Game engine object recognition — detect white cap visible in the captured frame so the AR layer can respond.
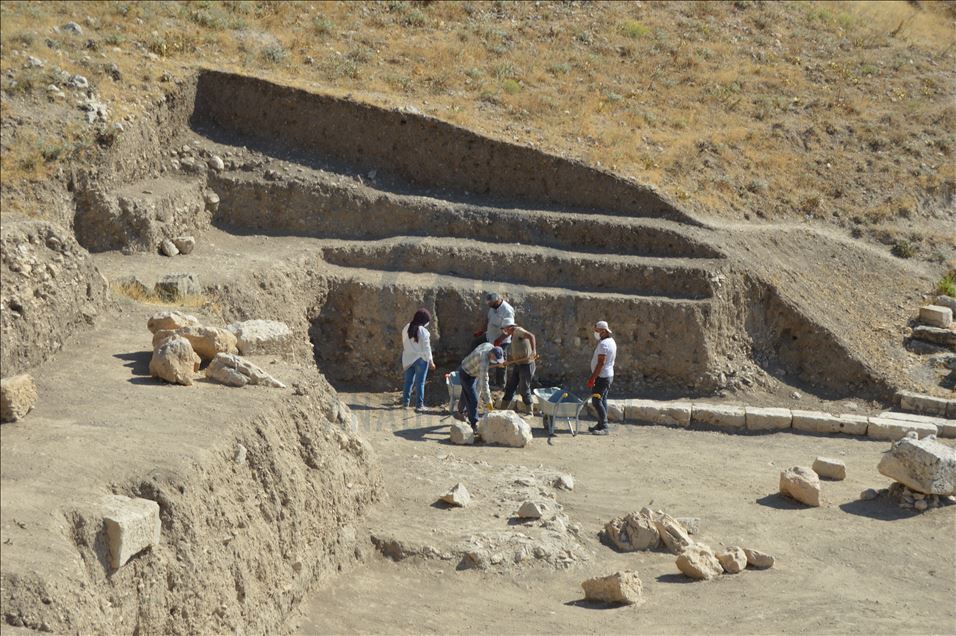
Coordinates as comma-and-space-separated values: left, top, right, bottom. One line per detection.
500, 317, 516, 328
594, 320, 612, 334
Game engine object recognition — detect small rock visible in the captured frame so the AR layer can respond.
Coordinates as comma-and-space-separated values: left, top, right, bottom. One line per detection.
0, 374, 38, 423
449, 421, 475, 445
63, 21, 83, 34
25, 55, 44, 68
234, 444, 247, 464
554, 474, 574, 491
790, 391, 801, 400
516, 501, 544, 519
208, 155, 225, 172
204, 190, 220, 212
68, 74, 88, 89
716, 547, 747, 574
860, 488, 879, 501
914, 499, 928, 512
159, 238, 179, 257
603, 511, 660, 552
743, 548, 775, 569
440, 482, 470, 508
675, 516, 700, 535
581, 571, 644, 606
779, 466, 822, 507
676, 544, 723, 580
171, 236, 195, 255
205, 353, 286, 388
812, 457, 847, 481
653, 512, 693, 554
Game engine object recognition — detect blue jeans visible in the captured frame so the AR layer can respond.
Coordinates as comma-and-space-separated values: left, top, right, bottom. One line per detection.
459, 367, 479, 426
402, 358, 429, 407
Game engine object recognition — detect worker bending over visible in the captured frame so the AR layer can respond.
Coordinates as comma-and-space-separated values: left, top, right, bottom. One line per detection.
587, 320, 617, 436
457, 342, 506, 433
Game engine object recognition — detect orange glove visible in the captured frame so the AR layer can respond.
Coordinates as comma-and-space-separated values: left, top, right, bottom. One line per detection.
587, 377, 595, 389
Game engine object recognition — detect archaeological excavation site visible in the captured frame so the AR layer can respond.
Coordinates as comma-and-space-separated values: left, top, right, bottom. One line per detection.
2, 65, 954, 635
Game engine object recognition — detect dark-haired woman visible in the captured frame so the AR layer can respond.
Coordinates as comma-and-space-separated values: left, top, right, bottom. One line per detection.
401, 308, 435, 411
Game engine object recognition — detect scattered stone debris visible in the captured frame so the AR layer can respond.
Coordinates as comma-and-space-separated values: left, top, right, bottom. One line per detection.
0, 374, 38, 423
516, 501, 544, 519
226, 319, 293, 356
440, 482, 471, 508
743, 548, 775, 569
779, 466, 822, 506
100, 494, 160, 570
885, 483, 952, 511
449, 421, 475, 445
477, 411, 532, 447
171, 236, 196, 255
676, 544, 723, 580
812, 457, 846, 481
205, 353, 286, 388
716, 547, 747, 574
149, 336, 200, 385
603, 511, 661, 552
581, 571, 644, 605
877, 432, 955, 496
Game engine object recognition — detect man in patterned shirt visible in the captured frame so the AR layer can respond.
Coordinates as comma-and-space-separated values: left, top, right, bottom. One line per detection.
456, 342, 505, 432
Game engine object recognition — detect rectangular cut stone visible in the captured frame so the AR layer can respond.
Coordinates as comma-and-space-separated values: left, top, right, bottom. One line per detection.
102, 495, 161, 570
867, 418, 937, 442
791, 410, 845, 435
625, 400, 691, 427
898, 391, 948, 417
947, 400, 956, 420
745, 407, 792, 431
691, 404, 746, 430
585, 399, 625, 422
918, 305, 953, 328
835, 414, 870, 436
878, 435, 956, 495
879, 411, 956, 439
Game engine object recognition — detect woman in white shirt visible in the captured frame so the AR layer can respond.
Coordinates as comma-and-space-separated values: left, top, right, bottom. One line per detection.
401, 308, 435, 411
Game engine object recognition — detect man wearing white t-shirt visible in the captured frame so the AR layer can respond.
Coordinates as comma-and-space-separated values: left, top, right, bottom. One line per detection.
587, 320, 617, 436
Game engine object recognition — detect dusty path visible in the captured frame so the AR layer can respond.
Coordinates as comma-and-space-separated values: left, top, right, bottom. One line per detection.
293, 392, 956, 635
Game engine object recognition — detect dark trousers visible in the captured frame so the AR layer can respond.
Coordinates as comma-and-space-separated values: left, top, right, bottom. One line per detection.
458, 368, 479, 426
592, 376, 612, 427
502, 362, 535, 405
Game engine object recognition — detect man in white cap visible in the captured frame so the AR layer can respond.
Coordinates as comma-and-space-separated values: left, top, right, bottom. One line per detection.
456, 342, 506, 433
483, 292, 515, 387
587, 320, 617, 435
499, 318, 537, 415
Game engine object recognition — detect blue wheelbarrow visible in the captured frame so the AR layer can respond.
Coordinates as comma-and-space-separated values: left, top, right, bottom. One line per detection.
533, 387, 584, 436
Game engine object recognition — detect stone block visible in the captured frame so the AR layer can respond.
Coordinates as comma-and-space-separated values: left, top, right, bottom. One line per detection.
102, 495, 161, 570
691, 404, 746, 430
791, 410, 848, 435
1, 374, 38, 423
226, 319, 293, 356
153, 272, 201, 301
745, 407, 792, 431
899, 391, 949, 417
911, 326, 956, 348
867, 417, 937, 442
835, 414, 870, 436
449, 421, 474, 445
626, 400, 691, 427
918, 305, 953, 328
779, 466, 821, 506
478, 411, 532, 447
676, 544, 723, 580
877, 434, 955, 495
812, 457, 846, 480
581, 571, 644, 605
936, 295, 956, 314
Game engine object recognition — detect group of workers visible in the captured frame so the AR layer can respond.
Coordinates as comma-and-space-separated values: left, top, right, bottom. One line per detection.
400, 293, 617, 437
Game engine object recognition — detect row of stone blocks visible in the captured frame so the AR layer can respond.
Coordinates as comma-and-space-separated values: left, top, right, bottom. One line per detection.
592, 400, 956, 441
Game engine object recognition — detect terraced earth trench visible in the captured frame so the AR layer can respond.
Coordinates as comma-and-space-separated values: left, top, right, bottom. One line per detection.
1, 69, 942, 634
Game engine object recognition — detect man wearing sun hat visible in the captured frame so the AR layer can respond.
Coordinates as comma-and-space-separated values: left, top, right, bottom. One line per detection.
457, 341, 506, 433
587, 320, 617, 436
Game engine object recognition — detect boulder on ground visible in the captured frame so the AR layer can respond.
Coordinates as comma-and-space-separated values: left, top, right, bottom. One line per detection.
553, 473, 575, 491
603, 511, 660, 552
779, 466, 822, 506
877, 433, 956, 496
149, 336, 200, 385
716, 547, 747, 574
743, 548, 775, 569
175, 325, 238, 361
171, 236, 196, 255
516, 501, 544, 519
205, 353, 286, 388
449, 421, 475, 445
676, 544, 723, 580
440, 482, 471, 507
1, 374, 38, 423
153, 272, 201, 300
159, 238, 179, 257
101, 494, 161, 570
653, 512, 693, 554
226, 319, 293, 355
918, 305, 953, 328
812, 457, 847, 481
581, 571, 644, 605
478, 411, 532, 447
147, 310, 200, 334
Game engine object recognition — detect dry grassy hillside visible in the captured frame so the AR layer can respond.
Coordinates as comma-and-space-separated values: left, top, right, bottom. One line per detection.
1, 0, 954, 266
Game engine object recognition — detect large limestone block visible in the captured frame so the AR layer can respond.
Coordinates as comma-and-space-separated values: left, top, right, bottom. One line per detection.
898, 391, 949, 417
779, 466, 822, 506
626, 400, 691, 427
651, 512, 693, 554
101, 494, 161, 570
716, 547, 747, 574
918, 305, 953, 328
205, 353, 286, 388
603, 512, 661, 552
792, 410, 860, 436
581, 571, 644, 605
877, 434, 956, 495
175, 325, 238, 361
691, 404, 746, 430
878, 412, 955, 439
746, 407, 792, 431
835, 414, 870, 436
911, 325, 956, 348
812, 457, 846, 480
153, 272, 201, 301
867, 418, 937, 442
226, 319, 293, 355
478, 411, 532, 447
1, 374, 38, 423
676, 544, 723, 580
147, 310, 200, 334
449, 421, 475, 445
149, 336, 200, 385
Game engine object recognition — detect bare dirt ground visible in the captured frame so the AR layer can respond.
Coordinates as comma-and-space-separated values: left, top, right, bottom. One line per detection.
293, 391, 956, 636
